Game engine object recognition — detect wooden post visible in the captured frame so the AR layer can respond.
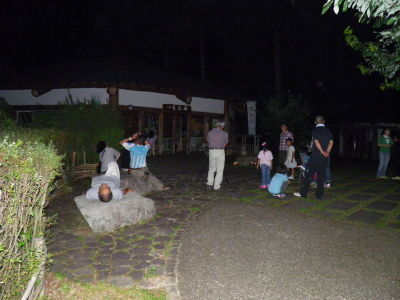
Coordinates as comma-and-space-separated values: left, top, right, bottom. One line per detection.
158, 112, 164, 155
83, 151, 86, 165
72, 152, 77, 167
186, 112, 191, 155
203, 116, 209, 150
179, 116, 183, 152
224, 100, 231, 141
172, 113, 177, 154
107, 87, 119, 106
138, 111, 145, 133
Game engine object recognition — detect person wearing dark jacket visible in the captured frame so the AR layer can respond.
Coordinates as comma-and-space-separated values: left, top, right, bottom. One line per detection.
392, 135, 400, 180
294, 115, 334, 199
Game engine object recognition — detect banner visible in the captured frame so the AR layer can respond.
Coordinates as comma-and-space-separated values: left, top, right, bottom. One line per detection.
247, 101, 256, 135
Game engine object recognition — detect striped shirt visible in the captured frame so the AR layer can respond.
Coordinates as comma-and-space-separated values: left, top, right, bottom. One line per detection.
122, 143, 150, 168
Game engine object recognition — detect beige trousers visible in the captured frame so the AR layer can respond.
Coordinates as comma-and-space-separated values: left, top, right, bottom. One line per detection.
207, 149, 225, 190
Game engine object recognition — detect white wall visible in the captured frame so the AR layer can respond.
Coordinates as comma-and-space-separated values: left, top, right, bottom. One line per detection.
0, 88, 224, 114
0, 88, 108, 106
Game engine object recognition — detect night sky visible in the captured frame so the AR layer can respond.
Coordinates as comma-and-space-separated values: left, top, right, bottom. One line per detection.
0, 0, 398, 122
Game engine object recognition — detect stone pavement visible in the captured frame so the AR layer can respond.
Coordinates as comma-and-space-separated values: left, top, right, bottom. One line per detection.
177, 199, 400, 299
238, 159, 400, 230
46, 154, 258, 292
46, 155, 400, 298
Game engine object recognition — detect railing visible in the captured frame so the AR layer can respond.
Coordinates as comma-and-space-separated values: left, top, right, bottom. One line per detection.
230, 135, 261, 155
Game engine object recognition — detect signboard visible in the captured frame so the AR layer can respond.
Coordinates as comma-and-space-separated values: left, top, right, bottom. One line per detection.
163, 104, 191, 112
247, 101, 256, 135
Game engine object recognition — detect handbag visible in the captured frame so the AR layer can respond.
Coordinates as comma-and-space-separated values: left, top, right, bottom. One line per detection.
97, 149, 106, 174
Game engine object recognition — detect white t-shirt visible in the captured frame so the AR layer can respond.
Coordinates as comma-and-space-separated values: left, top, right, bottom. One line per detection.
258, 150, 273, 166
285, 145, 297, 168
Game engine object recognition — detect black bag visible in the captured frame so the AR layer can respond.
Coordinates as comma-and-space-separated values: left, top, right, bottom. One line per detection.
97, 149, 106, 174
96, 163, 102, 174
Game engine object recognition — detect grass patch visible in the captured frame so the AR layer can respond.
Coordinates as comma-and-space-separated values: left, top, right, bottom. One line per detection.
41, 272, 166, 300
189, 206, 201, 212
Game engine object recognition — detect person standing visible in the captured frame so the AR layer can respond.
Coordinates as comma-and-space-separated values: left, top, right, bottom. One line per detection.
256, 142, 273, 189
294, 116, 333, 200
96, 141, 121, 174
392, 135, 400, 180
284, 138, 297, 180
377, 129, 394, 179
279, 124, 294, 164
120, 131, 141, 171
206, 121, 229, 190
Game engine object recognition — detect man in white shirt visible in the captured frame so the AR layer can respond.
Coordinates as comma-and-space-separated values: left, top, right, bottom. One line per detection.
86, 162, 133, 202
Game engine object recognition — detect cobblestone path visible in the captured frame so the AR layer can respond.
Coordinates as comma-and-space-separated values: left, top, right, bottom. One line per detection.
46, 155, 259, 291
46, 155, 399, 298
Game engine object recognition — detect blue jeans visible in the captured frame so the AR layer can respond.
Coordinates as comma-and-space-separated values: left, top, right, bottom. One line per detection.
261, 164, 271, 186
377, 152, 391, 177
325, 158, 331, 183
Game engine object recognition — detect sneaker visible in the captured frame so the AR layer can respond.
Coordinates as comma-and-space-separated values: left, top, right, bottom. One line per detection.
288, 175, 294, 180
392, 176, 400, 180
276, 193, 286, 198
293, 192, 301, 197
259, 185, 267, 189
324, 183, 331, 188
310, 182, 317, 188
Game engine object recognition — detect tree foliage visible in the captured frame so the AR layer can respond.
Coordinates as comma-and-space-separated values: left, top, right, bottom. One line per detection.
323, 0, 400, 90
258, 95, 313, 154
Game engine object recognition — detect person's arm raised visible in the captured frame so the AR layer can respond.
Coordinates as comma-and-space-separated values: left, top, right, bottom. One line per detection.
120, 137, 132, 145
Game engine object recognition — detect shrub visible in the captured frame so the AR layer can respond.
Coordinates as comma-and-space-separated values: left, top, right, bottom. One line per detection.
0, 129, 63, 299
32, 97, 125, 163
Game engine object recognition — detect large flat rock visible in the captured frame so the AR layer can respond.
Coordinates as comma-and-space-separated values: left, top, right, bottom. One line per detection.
120, 173, 164, 195
74, 192, 155, 233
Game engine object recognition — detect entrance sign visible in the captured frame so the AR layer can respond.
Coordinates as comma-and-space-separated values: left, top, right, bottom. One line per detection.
247, 101, 256, 135
163, 104, 191, 112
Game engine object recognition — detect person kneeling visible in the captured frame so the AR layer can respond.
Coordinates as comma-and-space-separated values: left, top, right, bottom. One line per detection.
268, 164, 289, 198
86, 161, 133, 202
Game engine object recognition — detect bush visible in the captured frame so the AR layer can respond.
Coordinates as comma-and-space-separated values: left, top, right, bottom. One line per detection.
0, 129, 63, 299
32, 97, 125, 164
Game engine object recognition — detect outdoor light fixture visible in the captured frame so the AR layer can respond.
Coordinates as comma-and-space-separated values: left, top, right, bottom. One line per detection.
128, 105, 134, 111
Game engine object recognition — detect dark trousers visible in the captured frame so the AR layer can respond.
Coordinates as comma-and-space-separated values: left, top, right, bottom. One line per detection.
278, 150, 287, 165
395, 158, 400, 177
300, 157, 328, 198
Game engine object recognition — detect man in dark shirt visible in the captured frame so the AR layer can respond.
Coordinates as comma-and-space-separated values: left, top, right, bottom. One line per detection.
294, 115, 334, 199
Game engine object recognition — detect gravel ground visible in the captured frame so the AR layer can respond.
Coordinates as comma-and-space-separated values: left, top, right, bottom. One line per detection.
177, 199, 400, 300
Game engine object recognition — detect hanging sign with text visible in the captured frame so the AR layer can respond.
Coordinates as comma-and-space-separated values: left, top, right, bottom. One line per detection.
247, 101, 256, 135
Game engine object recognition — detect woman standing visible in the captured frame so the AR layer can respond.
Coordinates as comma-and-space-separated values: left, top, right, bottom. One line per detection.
377, 129, 394, 179
96, 141, 121, 174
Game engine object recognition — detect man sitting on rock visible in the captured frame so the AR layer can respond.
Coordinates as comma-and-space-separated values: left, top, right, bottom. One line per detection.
86, 161, 133, 202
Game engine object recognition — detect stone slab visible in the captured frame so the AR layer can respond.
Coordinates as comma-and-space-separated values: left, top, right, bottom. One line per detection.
383, 194, 400, 202
346, 194, 375, 202
74, 192, 155, 233
326, 201, 357, 211
367, 201, 397, 211
363, 187, 386, 194
283, 200, 315, 210
120, 173, 164, 195
346, 210, 385, 224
